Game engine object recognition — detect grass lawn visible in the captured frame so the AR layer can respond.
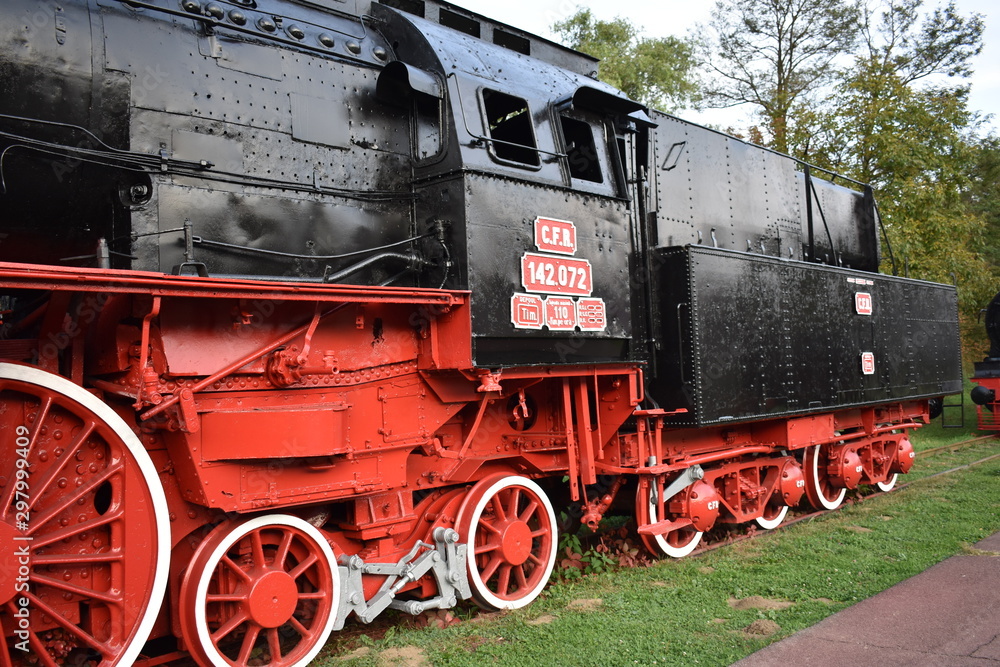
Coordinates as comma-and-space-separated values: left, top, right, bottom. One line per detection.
315, 412, 1000, 667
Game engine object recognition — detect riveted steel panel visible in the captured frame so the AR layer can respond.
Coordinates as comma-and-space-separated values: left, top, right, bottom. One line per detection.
650, 246, 961, 425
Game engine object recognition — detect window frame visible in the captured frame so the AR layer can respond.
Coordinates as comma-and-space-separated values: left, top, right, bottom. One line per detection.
478, 88, 543, 171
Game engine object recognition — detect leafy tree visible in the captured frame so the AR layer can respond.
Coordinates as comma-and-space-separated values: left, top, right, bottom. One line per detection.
698, 0, 861, 153
966, 136, 1000, 272
807, 0, 991, 313
552, 9, 698, 112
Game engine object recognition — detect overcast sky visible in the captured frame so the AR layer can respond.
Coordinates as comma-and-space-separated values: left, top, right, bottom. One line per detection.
455, 0, 999, 133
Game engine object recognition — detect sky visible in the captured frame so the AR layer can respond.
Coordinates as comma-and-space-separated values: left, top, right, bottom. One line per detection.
455, 0, 999, 134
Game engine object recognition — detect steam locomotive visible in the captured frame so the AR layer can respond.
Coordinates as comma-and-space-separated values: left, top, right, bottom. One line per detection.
0, 0, 961, 664
971, 292, 1000, 429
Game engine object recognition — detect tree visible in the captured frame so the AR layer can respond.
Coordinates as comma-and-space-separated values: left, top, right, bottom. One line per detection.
806, 0, 991, 313
699, 0, 861, 154
552, 9, 698, 112
965, 136, 1000, 273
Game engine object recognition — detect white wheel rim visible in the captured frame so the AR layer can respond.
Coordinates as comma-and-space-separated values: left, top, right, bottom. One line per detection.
648, 486, 703, 558
876, 473, 899, 492
754, 504, 789, 530
193, 514, 340, 667
0, 363, 170, 666
809, 444, 846, 510
463, 476, 558, 610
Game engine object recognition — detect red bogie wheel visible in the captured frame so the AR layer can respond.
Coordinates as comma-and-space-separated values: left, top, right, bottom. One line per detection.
876, 473, 899, 492
754, 503, 789, 530
0, 363, 170, 666
635, 481, 703, 558
456, 475, 557, 611
803, 444, 848, 510
178, 515, 339, 667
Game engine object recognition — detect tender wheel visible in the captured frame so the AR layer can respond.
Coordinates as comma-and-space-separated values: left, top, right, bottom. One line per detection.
636, 482, 703, 558
754, 503, 789, 530
456, 475, 557, 611
803, 444, 847, 510
0, 363, 170, 666
178, 515, 339, 667
876, 473, 899, 492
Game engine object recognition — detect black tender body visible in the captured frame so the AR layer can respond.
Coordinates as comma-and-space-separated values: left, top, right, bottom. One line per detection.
0, 0, 962, 423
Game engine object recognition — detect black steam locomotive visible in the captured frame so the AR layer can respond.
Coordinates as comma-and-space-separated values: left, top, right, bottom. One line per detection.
0, 1, 961, 665
972, 291, 1000, 429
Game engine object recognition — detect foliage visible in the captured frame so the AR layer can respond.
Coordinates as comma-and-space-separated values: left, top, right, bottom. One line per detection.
698, 0, 862, 153
556, 514, 650, 580
965, 136, 1000, 273
802, 0, 993, 314
552, 9, 698, 112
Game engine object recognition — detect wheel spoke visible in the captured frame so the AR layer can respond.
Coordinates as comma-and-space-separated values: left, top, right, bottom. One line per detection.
489, 494, 508, 523
289, 615, 312, 640
211, 608, 250, 643
288, 551, 319, 580
495, 564, 512, 596
251, 529, 267, 567
475, 541, 501, 556
296, 591, 326, 601
236, 625, 261, 666
28, 505, 124, 549
514, 564, 528, 589
506, 487, 522, 520
23, 592, 111, 656
30, 551, 124, 566
26, 630, 60, 667
479, 554, 503, 582
275, 529, 294, 568
477, 519, 502, 536
529, 527, 548, 539
0, 395, 52, 516
220, 555, 254, 584
24, 422, 97, 516
519, 498, 540, 523
267, 627, 282, 662
28, 573, 123, 605
28, 459, 120, 533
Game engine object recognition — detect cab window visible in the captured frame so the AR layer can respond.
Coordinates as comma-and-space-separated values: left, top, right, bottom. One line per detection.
560, 115, 603, 183
482, 89, 540, 167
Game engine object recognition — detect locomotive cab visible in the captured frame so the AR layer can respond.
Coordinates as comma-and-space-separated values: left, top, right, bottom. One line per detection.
373, 3, 647, 366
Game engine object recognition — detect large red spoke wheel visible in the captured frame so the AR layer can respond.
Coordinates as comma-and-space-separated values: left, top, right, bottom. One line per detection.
178, 515, 339, 667
635, 482, 702, 558
0, 363, 169, 666
456, 475, 557, 611
803, 444, 847, 510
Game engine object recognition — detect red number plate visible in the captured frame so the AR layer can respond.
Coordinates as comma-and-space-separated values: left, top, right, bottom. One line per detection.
511, 294, 544, 330
521, 253, 593, 296
861, 352, 876, 375
855, 292, 873, 316
577, 298, 607, 332
534, 217, 577, 255
545, 297, 578, 330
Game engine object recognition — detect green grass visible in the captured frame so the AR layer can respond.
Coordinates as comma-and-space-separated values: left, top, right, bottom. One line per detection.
315, 431, 1000, 667
910, 378, 982, 449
